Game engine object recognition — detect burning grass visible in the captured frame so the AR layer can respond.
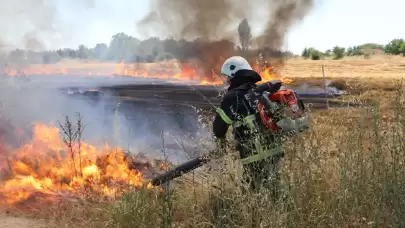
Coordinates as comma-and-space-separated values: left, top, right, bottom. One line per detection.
2, 58, 292, 86
0, 114, 158, 209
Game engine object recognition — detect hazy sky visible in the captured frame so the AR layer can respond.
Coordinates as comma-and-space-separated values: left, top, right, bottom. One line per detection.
4, 0, 405, 54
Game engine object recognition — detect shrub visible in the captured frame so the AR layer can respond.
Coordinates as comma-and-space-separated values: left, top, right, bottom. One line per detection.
332, 46, 345, 60
311, 50, 322, 60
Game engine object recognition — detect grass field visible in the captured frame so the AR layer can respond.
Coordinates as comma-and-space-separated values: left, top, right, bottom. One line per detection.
284, 55, 405, 79
2, 56, 405, 228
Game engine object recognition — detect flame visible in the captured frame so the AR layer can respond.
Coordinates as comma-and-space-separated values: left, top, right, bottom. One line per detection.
1, 61, 292, 86
2, 61, 223, 86
257, 65, 293, 84
0, 122, 153, 205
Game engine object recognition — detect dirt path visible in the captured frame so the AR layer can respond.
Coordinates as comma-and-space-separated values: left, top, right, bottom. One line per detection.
0, 213, 45, 228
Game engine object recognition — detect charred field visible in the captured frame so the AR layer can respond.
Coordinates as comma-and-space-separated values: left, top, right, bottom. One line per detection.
58, 77, 355, 131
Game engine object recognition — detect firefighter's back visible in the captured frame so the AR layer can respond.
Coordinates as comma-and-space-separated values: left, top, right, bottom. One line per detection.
220, 84, 262, 157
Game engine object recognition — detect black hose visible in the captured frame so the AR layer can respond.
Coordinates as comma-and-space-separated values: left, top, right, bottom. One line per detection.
151, 156, 211, 186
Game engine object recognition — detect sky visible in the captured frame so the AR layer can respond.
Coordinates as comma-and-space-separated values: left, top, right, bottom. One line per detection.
285, 0, 405, 54
2, 0, 405, 55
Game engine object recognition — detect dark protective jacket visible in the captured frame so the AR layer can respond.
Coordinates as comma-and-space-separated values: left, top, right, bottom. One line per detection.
212, 69, 284, 164
213, 69, 260, 139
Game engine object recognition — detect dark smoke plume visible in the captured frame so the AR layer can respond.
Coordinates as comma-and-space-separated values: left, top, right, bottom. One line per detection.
255, 0, 315, 50
138, 0, 250, 40
138, 0, 315, 81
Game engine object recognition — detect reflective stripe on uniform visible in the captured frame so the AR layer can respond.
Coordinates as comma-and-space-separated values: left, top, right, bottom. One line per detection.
216, 108, 233, 124
215, 109, 283, 164
232, 114, 256, 128
244, 114, 256, 129
240, 145, 284, 165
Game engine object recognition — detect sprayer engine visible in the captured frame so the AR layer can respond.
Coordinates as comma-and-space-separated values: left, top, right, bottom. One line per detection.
250, 80, 307, 132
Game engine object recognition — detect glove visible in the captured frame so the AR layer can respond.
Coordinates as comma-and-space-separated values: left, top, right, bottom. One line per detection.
276, 116, 310, 133
276, 117, 297, 133
295, 116, 310, 132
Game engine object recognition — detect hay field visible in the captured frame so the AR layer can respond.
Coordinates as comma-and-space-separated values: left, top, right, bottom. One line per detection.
283, 56, 405, 80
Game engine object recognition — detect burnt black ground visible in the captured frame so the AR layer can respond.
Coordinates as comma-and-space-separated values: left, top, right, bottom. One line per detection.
63, 83, 349, 109
61, 83, 359, 139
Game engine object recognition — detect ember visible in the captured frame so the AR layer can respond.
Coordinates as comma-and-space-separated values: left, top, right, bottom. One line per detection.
0, 122, 154, 206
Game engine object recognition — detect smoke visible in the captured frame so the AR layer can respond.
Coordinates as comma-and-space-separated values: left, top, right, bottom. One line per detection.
254, 0, 315, 50
138, 0, 250, 41
138, 0, 315, 79
0, 0, 95, 52
0, 1, 212, 164
0, 77, 209, 163
0, 79, 112, 144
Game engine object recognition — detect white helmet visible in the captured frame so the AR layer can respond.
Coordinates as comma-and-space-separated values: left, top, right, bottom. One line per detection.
220, 56, 253, 78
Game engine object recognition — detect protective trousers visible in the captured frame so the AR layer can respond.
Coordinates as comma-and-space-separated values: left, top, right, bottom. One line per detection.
238, 144, 283, 200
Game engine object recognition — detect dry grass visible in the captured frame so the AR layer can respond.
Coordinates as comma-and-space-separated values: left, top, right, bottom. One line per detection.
126, 84, 405, 227
4, 57, 405, 227
281, 55, 405, 80
19, 78, 401, 228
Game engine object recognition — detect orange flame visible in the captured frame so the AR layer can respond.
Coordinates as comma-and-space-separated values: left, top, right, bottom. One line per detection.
0, 123, 153, 205
2, 61, 223, 86
1, 61, 292, 86
257, 65, 293, 84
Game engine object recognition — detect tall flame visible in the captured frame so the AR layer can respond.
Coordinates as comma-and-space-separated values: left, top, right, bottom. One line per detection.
0, 123, 153, 205
257, 65, 293, 84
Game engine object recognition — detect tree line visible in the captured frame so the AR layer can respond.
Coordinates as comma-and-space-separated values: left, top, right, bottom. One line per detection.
1, 18, 279, 65
1, 18, 405, 64
302, 39, 405, 60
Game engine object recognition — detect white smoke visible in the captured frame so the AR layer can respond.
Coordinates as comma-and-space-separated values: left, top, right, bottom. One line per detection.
0, 0, 96, 51
0, 75, 212, 163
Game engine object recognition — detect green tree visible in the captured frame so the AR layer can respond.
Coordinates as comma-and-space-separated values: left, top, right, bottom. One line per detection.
384, 39, 404, 55
346, 46, 362, 56
301, 47, 313, 58
93, 43, 109, 59
399, 42, 405, 56
237, 18, 252, 51
310, 50, 322, 60
301, 47, 322, 60
138, 37, 163, 62
77, 45, 91, 59
332, 46, 345, 59
360, 43, 384, 50
162, 38, 179, 59
107, 32, 140, 61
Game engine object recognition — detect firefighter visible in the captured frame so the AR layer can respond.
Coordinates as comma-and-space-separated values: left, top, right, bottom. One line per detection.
212, 56, 285, 198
